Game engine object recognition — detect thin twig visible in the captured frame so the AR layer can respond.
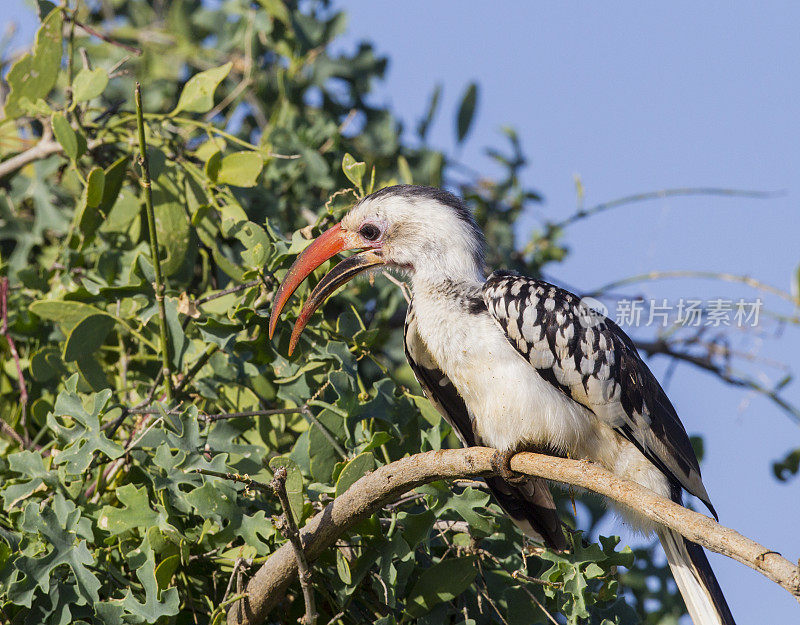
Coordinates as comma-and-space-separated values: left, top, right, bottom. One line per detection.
636, 338, 800, 423
194, 468, 272, 494
511, 570, 562, 589
0, 137, 63, 179
318, 109, 358, 154
591, 270, 798, 305
201, 408, 305, 422
301, 406, 347, 460
381, 271, 411, 304
222, 558, 244, 605
324, 611, 345, 625
72, 18, 143, 55
196, 278, 265, 305
102, 406, 308, 433
0, 278, 28, 446
204, 13, 254, 122
271, 466, 317, 625
135, 83, 174, 402
140, 369, 165, 409
128, 407, 306, 420
65, 8, 76, 110
516, 581, 560, 625
476, 581, 510, 625
0, 420, 26, 448
553, 187, 779, 231
125, 415, 164, 452
175, 344, 219, 396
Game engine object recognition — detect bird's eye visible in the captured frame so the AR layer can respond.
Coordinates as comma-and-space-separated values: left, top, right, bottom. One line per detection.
359, 223, 381, 241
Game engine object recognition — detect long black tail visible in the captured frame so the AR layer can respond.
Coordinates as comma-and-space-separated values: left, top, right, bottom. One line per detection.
485, 475, 567, 551
657, 528, 736, 625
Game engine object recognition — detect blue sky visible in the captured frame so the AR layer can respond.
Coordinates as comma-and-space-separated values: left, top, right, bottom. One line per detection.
330, 4, 799, 621
4, 1, 799, 622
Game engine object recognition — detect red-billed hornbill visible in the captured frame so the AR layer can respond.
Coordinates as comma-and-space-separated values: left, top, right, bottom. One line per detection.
269, 185, 735, 625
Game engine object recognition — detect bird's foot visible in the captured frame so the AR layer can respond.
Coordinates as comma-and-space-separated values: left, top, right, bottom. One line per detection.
491, 449, 527, 485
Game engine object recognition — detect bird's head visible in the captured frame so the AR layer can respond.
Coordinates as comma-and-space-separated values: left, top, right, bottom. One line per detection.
269, 184, 485, 353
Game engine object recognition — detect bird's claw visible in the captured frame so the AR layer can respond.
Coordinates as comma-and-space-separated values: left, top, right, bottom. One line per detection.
491, 449, 527, 485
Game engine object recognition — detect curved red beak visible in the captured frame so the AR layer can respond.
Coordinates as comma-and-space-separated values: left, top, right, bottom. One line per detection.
269, 223, 384, 354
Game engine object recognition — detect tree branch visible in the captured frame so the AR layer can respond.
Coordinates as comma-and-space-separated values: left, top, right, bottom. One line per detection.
135, 82, 173, 402
271, 466, 317, 625
0, 138, 63, 179
227, 448, 799, 625
0, 277, 28, 446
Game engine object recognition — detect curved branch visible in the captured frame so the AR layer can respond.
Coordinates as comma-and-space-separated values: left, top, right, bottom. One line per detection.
227, 448, 799, 625
0, 139, 63, 179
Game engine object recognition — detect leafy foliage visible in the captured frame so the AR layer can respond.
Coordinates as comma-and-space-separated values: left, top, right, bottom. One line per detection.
0, 2, 794, 624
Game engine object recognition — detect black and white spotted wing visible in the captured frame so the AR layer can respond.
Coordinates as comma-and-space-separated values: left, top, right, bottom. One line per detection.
404, 301, 567, 549
483, 270, 716, 518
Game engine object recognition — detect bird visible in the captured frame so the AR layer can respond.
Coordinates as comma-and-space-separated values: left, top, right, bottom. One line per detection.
268, 184, 735, 625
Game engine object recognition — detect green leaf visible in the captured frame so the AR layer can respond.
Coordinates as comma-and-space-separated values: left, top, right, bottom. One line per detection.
153, 192, 190, 276
405, 556, 477, 617
3, 8, 63, 119
99, 155, 129, 213
29, 300, 133, 341
336, 549, 352, 585
99, 188, 140, 234
47, 378, 123, 473
0, 537, 10, 572
773, 447, 800, 481
216, 151, 264, 187
410, 393, 446, 428
397, 155, 413, 185
258, 0, 290, 25
204, 149, 222, 181
36, 1, 57, 19
72, 68, 109, 102
76, 354, 111, 391
72, 174, 106, 244
195, 137, 227, 161
164, 296, 189, 369
51, 112, 79, 161
29, 346, 67, 382
436, 487, 494, 535
154, 554, 180, 590
115, 535, 180, 621
342, 153, 366, 194
171, 62, 233, 115
9, 494, 100, 607
63, 313, 115, 362
417, 83, 442, 140
85, 166, 105, 208
400, 510, 436, 549
268, 456, 304, 524
18, 97, 51, 116
335, 452, 374, 498
98, 484, 161, 535
794, 263, 800, 302
2, 451, 56, 508
308, 409, 346, 483
196, 318, 241, 350
30, 300, 99, 333
456, 82, 478, 144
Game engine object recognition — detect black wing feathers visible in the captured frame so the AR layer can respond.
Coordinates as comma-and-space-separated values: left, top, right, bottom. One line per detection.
483, 270, 716, 518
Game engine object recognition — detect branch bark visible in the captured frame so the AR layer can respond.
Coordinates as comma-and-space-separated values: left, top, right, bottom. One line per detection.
227, 448, 800, 625
0, 139, 63, 179
271, 466, 317, 625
